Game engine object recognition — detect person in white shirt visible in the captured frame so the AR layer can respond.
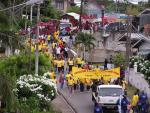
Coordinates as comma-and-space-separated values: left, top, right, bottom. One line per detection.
56, 46, 61, 58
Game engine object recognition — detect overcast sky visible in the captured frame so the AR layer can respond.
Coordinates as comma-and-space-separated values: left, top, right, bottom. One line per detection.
74, 0, 148, 4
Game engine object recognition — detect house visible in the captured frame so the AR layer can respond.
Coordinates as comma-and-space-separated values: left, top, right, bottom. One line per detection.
139, 9, 150, 35
118, 33, 150, 55
51, 0, 74, 13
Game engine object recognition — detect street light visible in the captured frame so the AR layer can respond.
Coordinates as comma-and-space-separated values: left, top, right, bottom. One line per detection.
25, 0, 44, 75
34, 0, 43, 75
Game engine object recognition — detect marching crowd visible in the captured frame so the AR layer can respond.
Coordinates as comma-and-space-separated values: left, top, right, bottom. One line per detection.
27, 27, 149, 113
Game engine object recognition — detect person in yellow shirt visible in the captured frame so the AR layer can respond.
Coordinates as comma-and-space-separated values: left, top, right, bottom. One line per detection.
68, 76, 74, 94
61, 59, 65, 72
131, 92, 139, 113
73, 77, 78, 90
76, 56, 82, 68
39, 44, 42, 52
53, 31, 59, 40
57, 59, 62, 73
85, 78, 92, 91
47, 35, 51, 44
81, 60, 85, 67
50, 71, 56, 79
79, 78, 85, 92
52, 42, 57, 49
51, 76, 57, 84
68, 58, 74, 72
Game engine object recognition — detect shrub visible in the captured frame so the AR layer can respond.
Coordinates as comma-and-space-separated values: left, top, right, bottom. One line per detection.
15, 74, 57, 112
113, 53, 126, 69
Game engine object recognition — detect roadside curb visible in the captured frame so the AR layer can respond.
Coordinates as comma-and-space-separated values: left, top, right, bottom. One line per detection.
57, 89, 78, 113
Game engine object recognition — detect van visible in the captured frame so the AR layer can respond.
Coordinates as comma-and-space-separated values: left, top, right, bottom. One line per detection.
92, 85, 124, 109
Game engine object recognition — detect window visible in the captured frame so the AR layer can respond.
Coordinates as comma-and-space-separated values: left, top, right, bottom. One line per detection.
56, 1, 64, 10
99, 88, 123, 96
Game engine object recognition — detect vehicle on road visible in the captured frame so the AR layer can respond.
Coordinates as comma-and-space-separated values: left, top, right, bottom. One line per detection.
92, 85, 124, 110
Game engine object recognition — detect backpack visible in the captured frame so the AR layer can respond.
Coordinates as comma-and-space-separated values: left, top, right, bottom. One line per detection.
121, 98, 128, 107
139, 93, 147, 104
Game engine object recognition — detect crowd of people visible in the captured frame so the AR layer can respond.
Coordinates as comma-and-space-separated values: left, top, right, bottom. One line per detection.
27, 23, 149, 113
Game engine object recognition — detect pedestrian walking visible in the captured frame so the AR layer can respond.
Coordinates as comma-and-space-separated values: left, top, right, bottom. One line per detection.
137, 91, 149, 113
68, 57, 74, 72
76, 56, 82, 68
131, 92, 139, 113
59, 72, 65, 89
94, 104, 103, 113
68, 76, 74, 96
79, 79, 85, 92
104, 59, 108, 70
118, 94, 130, 113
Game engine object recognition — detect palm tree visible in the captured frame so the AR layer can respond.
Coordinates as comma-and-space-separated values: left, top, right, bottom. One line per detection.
75, 32, 95, 60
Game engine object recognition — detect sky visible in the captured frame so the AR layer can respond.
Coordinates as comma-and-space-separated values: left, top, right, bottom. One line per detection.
74, 0, 148, 4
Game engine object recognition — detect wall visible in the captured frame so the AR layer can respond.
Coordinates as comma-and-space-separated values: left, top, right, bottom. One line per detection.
129, 68, 150, 97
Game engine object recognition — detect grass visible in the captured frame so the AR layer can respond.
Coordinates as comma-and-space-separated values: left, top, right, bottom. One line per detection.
127, 84, 138, 99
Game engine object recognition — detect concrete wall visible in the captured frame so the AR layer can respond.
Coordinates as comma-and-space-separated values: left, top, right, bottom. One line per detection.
129, 69, 150, 97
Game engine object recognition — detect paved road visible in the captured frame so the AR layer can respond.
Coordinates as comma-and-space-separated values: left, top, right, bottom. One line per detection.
59, 87, 93, 113
58, 85, 118, 113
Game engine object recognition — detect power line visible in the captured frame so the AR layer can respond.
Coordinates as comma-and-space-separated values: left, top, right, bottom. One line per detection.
0, 0, 43, 12
0, 2, 26, 12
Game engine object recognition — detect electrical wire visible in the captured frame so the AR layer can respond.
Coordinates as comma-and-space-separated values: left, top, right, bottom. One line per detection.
0, 2, 26, 12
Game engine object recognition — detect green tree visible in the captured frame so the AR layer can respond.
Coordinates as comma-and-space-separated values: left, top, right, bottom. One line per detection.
126, 5, 139, 15
75, 32, 95, 59
113, 53, 126, 69
67, 6, 80, 14
41, 0, 62, 19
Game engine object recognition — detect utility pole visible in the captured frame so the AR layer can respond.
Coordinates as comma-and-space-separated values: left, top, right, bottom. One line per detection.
125, 15, 132, 82
79, 0, 83, 32
35, 3, 40, 75
29, 5, 33, 73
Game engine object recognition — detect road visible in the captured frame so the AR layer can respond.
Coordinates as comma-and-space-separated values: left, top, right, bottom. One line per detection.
58, 85, 118, 113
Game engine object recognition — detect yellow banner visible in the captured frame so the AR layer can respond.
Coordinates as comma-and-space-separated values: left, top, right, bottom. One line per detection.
72, 67, 120, 81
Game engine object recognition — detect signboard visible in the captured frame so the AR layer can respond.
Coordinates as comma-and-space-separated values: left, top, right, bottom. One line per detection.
72, 67, 120, 81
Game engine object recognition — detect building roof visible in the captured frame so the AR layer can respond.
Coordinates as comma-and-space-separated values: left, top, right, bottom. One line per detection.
65, 12, 80, 20
139, 8, 150, 16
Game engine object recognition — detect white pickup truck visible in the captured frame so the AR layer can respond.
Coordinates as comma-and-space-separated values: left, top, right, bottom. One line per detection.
92, 85, 124, 110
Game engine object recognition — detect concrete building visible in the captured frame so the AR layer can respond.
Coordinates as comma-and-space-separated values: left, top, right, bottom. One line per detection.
51, 0, 74, 13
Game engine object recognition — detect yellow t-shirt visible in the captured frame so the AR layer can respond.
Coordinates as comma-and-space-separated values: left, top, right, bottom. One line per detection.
81, 60, 85, 65
68, 78, 74, 86
73, 77, 78, 84
76, 57, 82, 64
131, 95, 139, 106
68, 60, 73, 66
85, 79, 92, 86
50, 72, 55, 79
61, 60, 65, 67
39, 44, 42, 51
52, 43, 56, 48
57, 60, 62, 67
66, 74, 71, 80
53, 60, 58, 66
47, 35, 51, 40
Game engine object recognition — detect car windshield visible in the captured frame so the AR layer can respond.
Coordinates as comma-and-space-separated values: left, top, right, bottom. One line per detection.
99, 88, 123, 96
60, 23, 71, 28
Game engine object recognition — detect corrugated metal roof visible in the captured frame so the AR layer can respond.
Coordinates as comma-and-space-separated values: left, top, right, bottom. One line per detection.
66, 12, 80, 20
